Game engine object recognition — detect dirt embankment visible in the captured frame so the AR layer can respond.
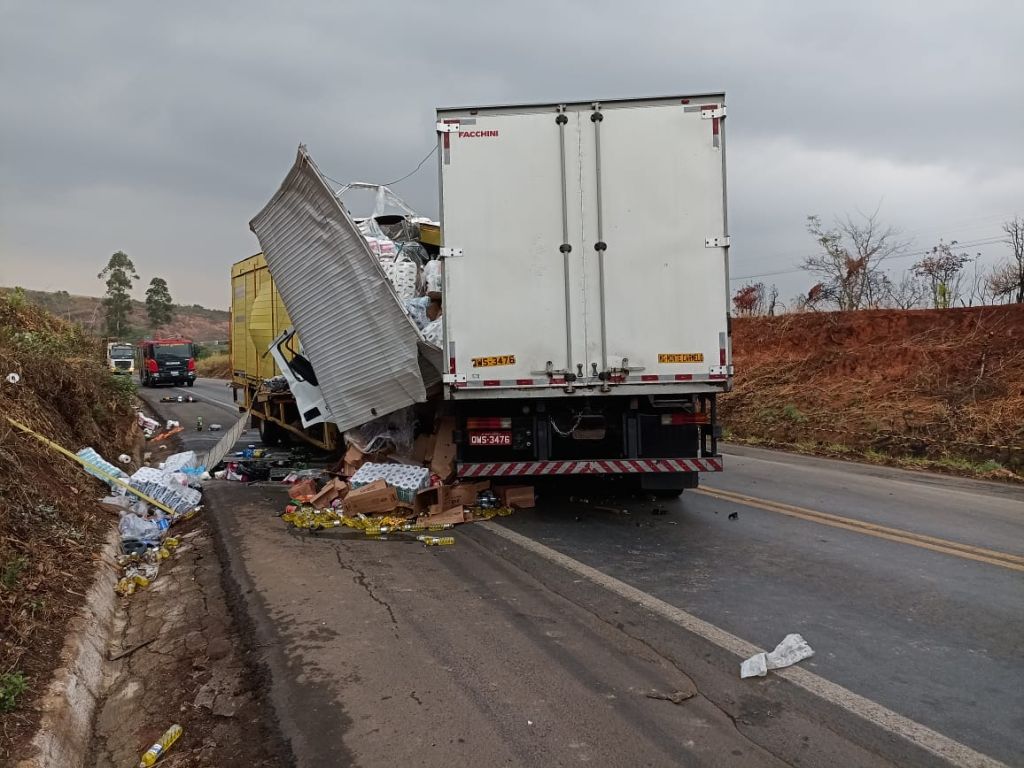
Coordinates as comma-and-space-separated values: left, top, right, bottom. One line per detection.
0, 295, 137, 758
196, 352, 231, 380
723, 305, 1024, 478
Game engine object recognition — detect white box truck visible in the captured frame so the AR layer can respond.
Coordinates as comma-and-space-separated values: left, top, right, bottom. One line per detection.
436, 94, 731, 492
249, 93, 732, 494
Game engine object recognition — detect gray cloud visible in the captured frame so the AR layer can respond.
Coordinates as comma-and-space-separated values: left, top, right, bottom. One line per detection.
1, 0, 1021, 308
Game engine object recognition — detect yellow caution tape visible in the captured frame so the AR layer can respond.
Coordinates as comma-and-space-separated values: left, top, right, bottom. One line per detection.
4, 416, 178, 517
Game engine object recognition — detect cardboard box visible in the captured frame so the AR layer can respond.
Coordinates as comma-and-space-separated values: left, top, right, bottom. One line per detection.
417, 505, 468, 527
288, 477, 318, 500
412, 484, 446, 517
343, 479, 399, 516
310, 478, 348, 509
497, 485, 535, 509
430, 417, 457, 481
412, 432, 437, 465
447, 480, 491, 508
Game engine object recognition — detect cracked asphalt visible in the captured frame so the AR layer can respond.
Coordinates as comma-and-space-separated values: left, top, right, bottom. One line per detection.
143, 380, 1023, 766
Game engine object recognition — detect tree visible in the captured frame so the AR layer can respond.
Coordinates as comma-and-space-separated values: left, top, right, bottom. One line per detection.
732, 283, 764, 315
803, 210, 908, 310
912, 240, 972, 308
1001, 216, 1024, 303
97, 251, 139, 338
989, 261, 1020, 303
145, 277, 174, 329
882, 271, 926, 309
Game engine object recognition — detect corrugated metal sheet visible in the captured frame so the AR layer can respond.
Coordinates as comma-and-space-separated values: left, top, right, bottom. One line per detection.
249, 146, 437, 433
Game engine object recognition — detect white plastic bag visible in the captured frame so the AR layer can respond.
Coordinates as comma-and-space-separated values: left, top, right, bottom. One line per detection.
740, 634, 814, 678
422, 259, 443, 293
118, 511, 160, 542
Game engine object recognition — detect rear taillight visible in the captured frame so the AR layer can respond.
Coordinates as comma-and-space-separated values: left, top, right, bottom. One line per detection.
661, 413, 710, 426
146, 359, 158, 374
466, 417, 512, 430
187, 358, 196, 371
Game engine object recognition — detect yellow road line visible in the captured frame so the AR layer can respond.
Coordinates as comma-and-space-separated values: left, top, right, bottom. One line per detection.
696, 485, 1024, 573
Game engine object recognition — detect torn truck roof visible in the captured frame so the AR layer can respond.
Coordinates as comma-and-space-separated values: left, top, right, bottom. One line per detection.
250, 145, 440, 433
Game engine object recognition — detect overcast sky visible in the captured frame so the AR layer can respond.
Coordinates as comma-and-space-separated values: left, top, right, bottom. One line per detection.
1, 0, 1021, 309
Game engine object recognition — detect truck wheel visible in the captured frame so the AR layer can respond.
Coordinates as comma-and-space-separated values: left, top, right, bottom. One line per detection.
186, 380, 194, 387
258, 418, 287, 446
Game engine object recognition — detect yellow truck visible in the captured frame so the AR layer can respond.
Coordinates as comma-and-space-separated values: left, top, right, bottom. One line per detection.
230, 253, 342, 450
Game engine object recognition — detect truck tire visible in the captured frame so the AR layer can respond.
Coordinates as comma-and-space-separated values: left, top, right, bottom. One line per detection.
186, 380, 194, 387
258, 417, 287, 446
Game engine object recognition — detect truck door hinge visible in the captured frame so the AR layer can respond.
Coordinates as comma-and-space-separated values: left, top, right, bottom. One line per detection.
705, 236, 731, 248
436, 122, 459, 133
700, 107, 727, 119
440, 247, 463, 259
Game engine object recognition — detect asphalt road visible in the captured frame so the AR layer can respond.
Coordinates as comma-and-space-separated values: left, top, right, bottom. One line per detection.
140, 380, 1024, 766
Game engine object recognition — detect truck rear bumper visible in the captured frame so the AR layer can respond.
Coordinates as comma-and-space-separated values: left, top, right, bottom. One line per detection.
458, 457, 722, 479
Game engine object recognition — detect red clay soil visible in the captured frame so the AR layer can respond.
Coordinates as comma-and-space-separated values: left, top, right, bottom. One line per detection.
722, 304, 1024, 474
0, 297, 138, 759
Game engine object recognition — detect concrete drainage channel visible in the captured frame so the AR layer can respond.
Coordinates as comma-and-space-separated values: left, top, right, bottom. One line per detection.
16, 529, 120, 768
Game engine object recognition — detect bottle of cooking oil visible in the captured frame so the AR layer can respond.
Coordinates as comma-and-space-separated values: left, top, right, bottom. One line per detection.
139, 723, 182, 766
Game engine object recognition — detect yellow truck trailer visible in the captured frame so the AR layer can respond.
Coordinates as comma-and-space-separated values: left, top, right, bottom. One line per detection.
230, 253, 341, 450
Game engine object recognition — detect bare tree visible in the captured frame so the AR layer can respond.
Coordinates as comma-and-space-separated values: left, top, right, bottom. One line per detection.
804, 209, 909, 310
989, 261, 1020, 303
1001, 216, 1024, 302
882, 271, 926, 309
912, 240, 972, 308
766, 284, 780, 316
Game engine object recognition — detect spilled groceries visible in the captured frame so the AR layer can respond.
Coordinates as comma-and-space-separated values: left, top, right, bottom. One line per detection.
277, 444, 530, 546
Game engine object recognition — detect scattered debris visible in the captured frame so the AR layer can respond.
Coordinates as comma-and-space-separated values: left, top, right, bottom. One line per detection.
741, 634, 814, 678
646, 689, 696, 705
108, 637, 158, 662
728, 511, 739, 520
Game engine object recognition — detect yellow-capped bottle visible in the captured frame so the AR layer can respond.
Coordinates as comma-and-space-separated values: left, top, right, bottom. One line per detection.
139, 723, 182, 767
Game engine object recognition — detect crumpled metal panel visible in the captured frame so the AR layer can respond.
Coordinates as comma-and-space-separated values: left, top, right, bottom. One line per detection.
250, 146, 436, 433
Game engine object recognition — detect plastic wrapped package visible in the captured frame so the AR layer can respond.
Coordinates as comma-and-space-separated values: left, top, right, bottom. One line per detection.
422, 259, 443, 293
162, 451, 199, 473
403, 296, 431, 330
385, 256, 420, 301
421, 318, 443, 346
118, 511, 161, 543
350, 462, 430, 503
344, 406, 415, 455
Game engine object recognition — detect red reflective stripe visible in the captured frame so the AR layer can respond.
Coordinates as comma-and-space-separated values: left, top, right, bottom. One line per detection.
641, 374, 659, 382
449, 358, 456, 374
719, 348, 727, 365
674, 374, 693, 381
516, 379, 534, 385
709, 374, 727, 380
482, 380, 501, 387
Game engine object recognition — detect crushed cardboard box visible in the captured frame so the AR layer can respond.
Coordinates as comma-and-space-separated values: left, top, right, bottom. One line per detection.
496, 485, 535, 509
288, 477, 318, 500
417, 505, 468, 527
430, 417, 457, 481
310, 478, 348, 509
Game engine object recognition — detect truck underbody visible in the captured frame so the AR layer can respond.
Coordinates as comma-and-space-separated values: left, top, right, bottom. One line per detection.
453, 391, 721, 491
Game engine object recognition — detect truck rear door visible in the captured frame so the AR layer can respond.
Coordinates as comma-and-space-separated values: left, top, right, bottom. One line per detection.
438, 95, 730, 393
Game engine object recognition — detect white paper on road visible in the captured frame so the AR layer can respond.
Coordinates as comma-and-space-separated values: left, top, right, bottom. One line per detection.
741, 633, 814, 678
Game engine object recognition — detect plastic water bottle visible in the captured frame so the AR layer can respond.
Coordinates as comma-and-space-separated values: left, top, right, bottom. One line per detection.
138, 723, 182, 766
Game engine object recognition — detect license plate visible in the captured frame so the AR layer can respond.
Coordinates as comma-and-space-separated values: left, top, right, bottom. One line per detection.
469, 431, 512, 446
472, 355, 516, 368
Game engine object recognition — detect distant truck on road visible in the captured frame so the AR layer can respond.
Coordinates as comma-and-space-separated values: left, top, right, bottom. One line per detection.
106, 341, 135, 375
241, 93, 733, 493
137, 337, 198, 388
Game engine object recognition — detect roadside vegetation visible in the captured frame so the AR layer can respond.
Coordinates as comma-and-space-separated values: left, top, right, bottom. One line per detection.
723, 305, 1024, 482
196, 351, 231, 379
0, 291, 138, 757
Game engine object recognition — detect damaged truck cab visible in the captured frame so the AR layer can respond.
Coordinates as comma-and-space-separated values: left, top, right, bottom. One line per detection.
240, 93, 732, 493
